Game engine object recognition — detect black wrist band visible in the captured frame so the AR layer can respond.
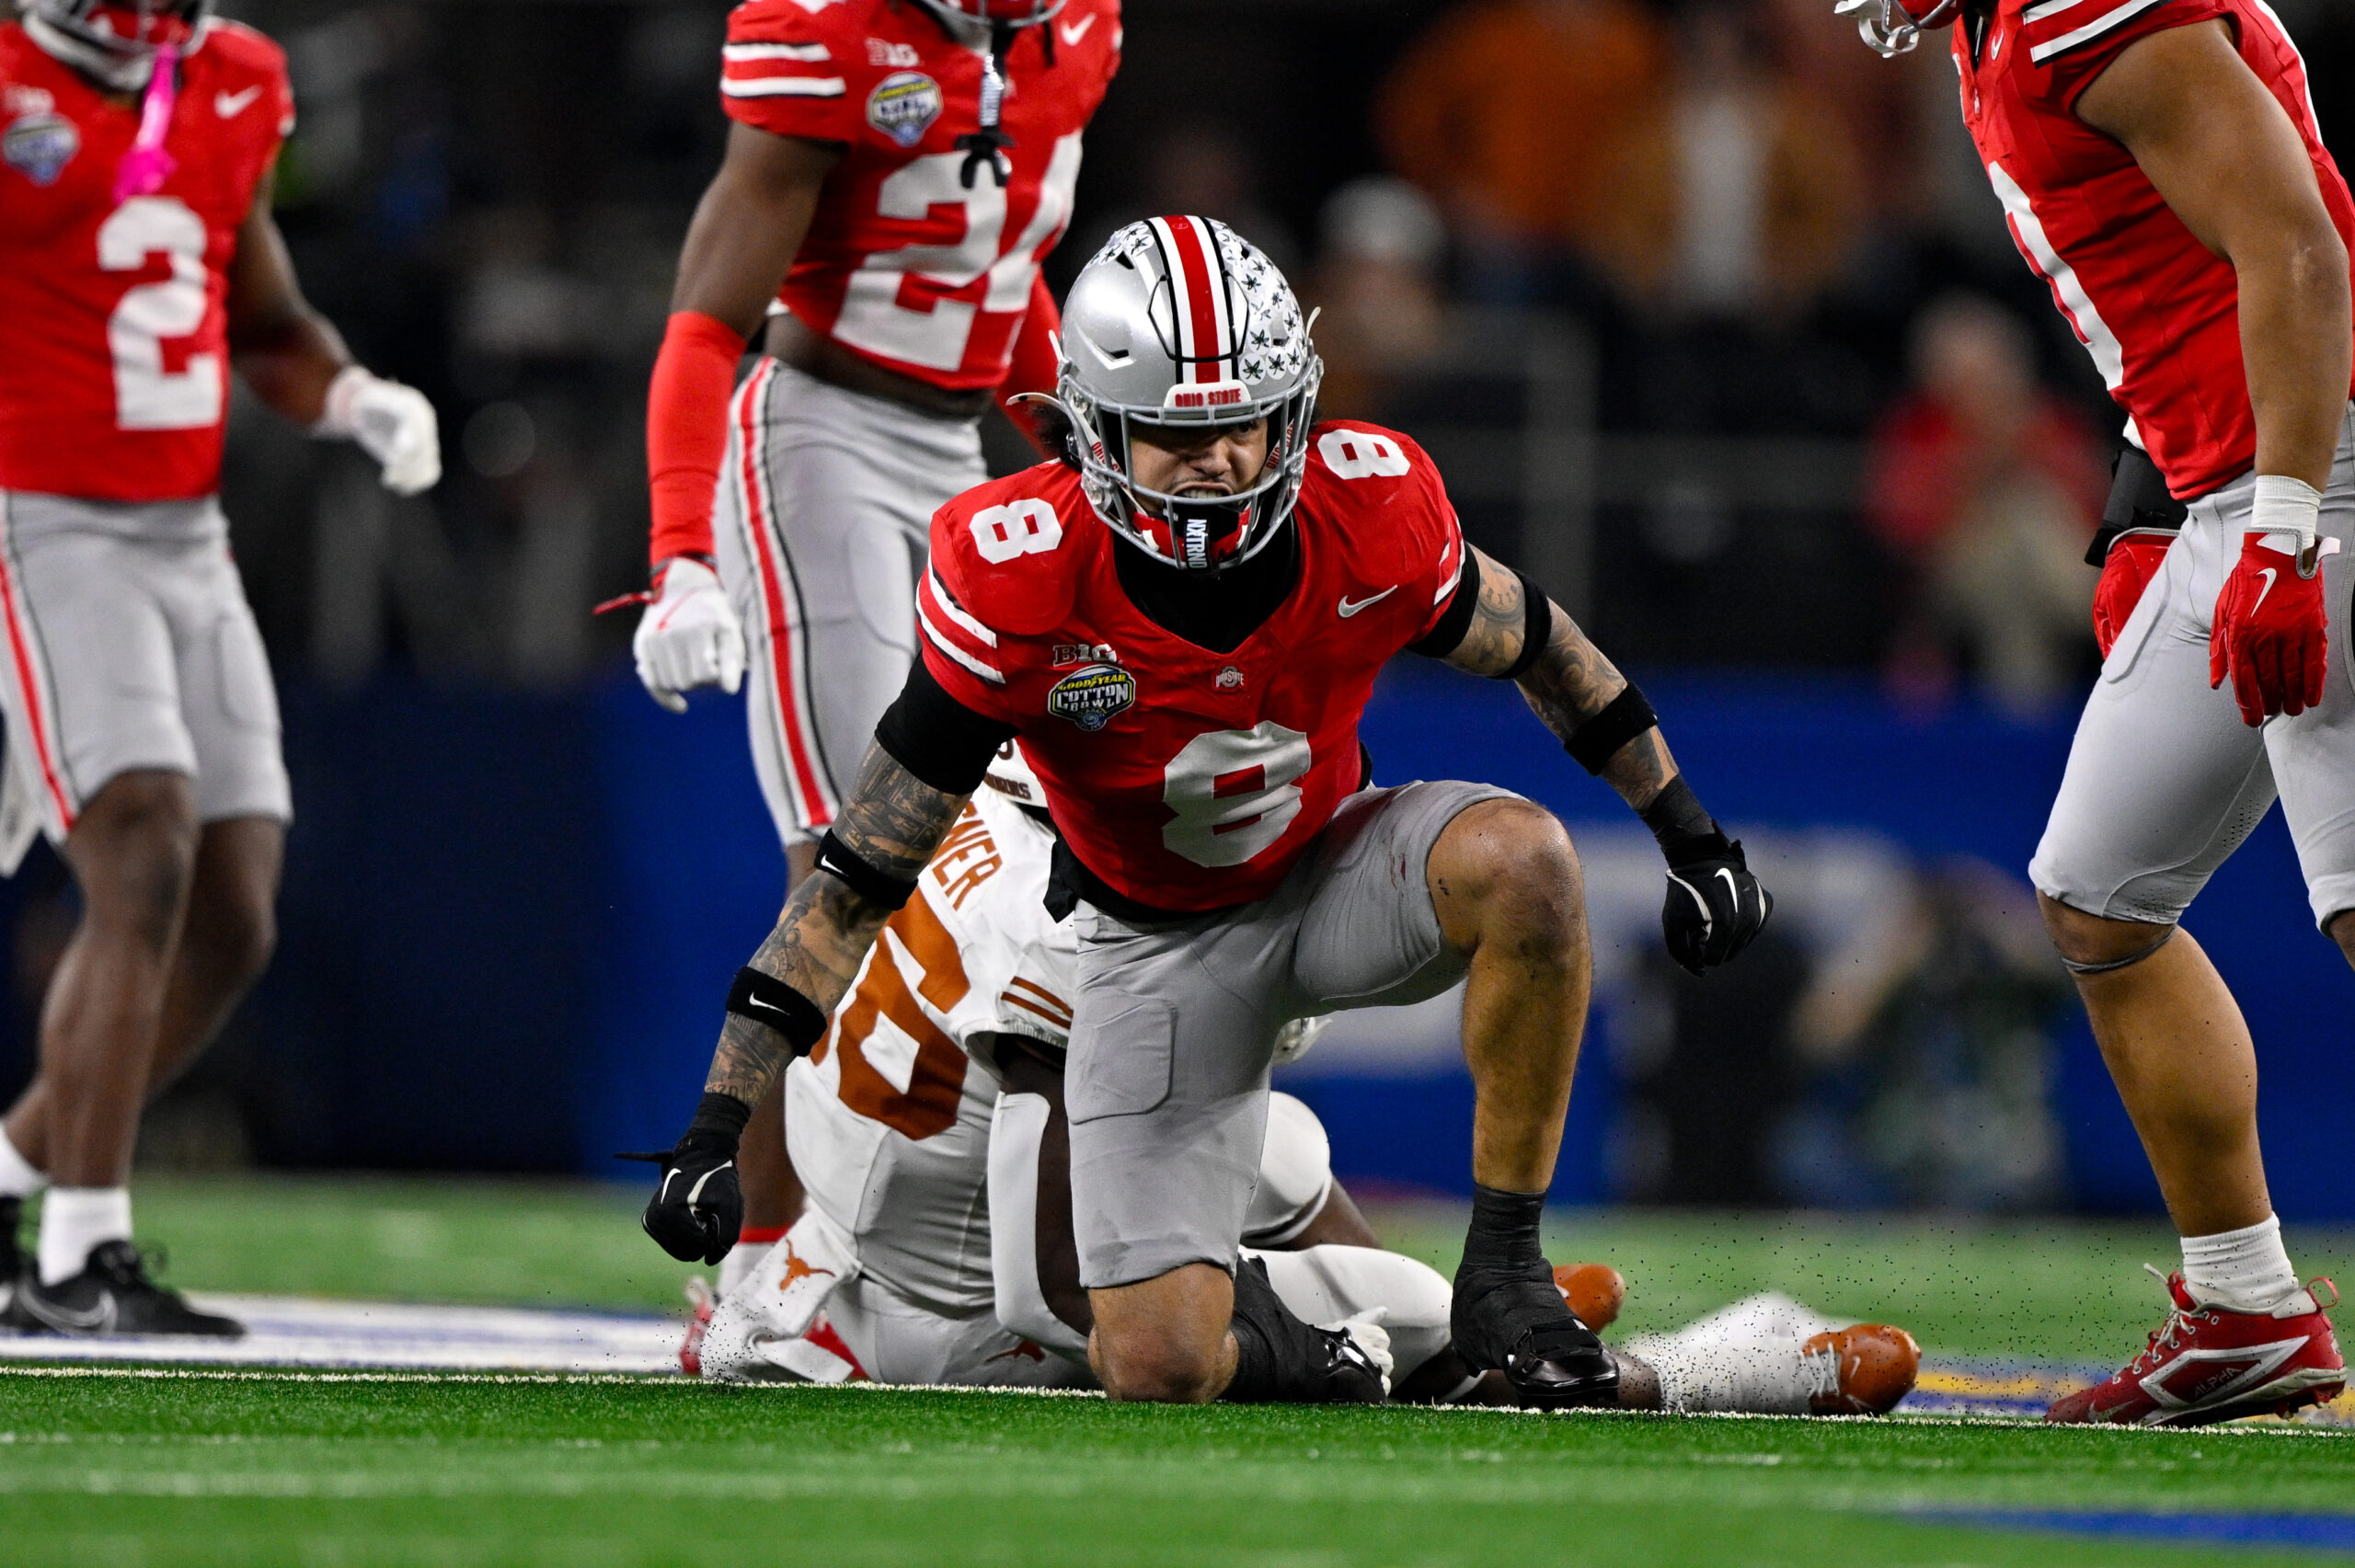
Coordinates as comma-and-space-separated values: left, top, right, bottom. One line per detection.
815, 830, 920, 911
1495, 572, 1554, 681
1640, 774, 1725, 860
684, 1091, 752, 1146
1565, 683, 1658, 774
726, 966, 829, 1056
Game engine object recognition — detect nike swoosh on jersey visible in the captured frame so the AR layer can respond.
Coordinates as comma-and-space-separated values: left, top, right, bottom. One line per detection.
1338, 587, 1398, 618
1059, 13, 1097, 44
215, 86, 263, 118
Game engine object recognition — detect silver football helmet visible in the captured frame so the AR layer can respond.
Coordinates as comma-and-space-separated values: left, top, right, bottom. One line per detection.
1832, 0, 1962, 57
1050, 216, 1321, 574
20, 0, 211, 89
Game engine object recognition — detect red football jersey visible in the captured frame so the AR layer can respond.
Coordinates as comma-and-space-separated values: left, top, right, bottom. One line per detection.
918, 424, 1466, 912
721, 0, 1119, 393
1959, 0, 2355, 499
0, 20, 293, 502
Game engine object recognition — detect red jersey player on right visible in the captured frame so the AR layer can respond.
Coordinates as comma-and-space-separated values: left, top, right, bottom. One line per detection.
636, 218, 1774, 1408
1838, 0, 2351, 1423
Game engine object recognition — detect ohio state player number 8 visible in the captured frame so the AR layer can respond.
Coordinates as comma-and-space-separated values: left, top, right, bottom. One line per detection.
1162, 723, 1313, 868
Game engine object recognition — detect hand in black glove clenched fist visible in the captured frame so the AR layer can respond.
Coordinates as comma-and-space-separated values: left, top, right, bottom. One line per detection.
624, 1092, 750, 1265
1660, 830, 1773, 976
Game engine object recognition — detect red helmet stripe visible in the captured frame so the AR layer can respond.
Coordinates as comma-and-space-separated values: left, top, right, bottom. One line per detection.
1155, 215, 1230, 385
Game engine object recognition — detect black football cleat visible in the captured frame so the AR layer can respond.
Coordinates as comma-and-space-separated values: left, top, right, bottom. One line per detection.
0, 1196, 21, 1328
1453, 1258, 1619, 1409
11, 1240, 243, 1339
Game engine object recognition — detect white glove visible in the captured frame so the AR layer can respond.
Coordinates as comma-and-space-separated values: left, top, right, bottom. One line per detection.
317, 366, 442, 496
633, 555, 746, 714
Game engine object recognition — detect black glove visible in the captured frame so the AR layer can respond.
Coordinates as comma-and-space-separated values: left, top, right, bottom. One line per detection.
1660, 830, 1773, 976
1642, 774, 1771, 976
622, 1092, 750, 1265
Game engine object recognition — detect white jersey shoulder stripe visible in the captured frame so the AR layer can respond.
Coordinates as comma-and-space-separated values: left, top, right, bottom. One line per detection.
725, 41, 833, 62
925, 567, 1000, 648
2027, 0, 2168, 63
918, 601, 1007, 685
721, 75, 847, 98
1986, 161, 2126, 391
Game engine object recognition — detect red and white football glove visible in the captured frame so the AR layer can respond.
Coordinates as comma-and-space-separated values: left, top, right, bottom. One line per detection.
2091, 532, 2173, 660
631, 555, 746, 715
2210, 476, 2330, 728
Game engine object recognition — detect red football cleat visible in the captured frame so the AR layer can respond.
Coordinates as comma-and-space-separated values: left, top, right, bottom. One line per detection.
679, 1276, 714, 1378
2046, 1270, 2344, 1427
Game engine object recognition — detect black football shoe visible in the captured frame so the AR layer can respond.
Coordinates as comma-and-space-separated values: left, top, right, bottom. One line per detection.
0, 1196, 22, 1328
12, 1240, 243, 1338
1453, 1257, 1619, 1409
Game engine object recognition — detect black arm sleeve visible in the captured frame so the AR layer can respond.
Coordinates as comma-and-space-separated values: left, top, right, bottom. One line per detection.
874, 656, 1017, 795
1407, 546, 1482, 659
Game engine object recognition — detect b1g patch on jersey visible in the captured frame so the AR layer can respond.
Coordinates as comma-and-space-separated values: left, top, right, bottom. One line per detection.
3, 110, 78, 188
867, 71, 942, 148
1047, 663, 1136, 732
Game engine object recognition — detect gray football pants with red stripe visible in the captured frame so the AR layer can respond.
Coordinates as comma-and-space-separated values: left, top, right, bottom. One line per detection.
711, 357, 987, 846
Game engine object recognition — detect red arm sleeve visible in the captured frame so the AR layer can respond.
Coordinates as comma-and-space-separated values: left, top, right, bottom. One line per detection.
646, 311, 748, 567
998, 275, 1064, 459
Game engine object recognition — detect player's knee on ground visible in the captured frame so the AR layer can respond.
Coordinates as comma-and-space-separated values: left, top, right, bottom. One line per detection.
1090, 1265, 1235, 1403
1242, 1093, 1332, 1248
1434, 799, 1585, 962
70, 771, 201, 948
2038, 891, 2176, 970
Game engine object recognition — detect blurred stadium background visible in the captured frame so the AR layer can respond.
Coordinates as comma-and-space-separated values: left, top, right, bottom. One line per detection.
5, 0, 2353, 1224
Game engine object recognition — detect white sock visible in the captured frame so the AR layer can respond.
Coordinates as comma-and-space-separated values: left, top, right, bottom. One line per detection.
0, 1127, 43, 1199
718, 1239, 771, 1301
38, 1187, 131, 1286
2181, 1215, 2300, 1312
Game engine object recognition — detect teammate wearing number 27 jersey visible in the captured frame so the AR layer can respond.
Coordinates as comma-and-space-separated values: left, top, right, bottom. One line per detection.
0, 2, 439, 1340
638, 218, 1775, 1411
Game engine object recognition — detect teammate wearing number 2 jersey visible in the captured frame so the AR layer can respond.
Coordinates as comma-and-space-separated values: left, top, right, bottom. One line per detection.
0, 1, 439, 1338
637, 218, 1774, 1408
1837, 0, 2351, 1423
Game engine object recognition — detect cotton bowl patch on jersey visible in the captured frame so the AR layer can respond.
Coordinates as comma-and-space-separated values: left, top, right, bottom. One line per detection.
1047, 663, 1134, 731
867, 71, 941, 147
3, 110, 77, 186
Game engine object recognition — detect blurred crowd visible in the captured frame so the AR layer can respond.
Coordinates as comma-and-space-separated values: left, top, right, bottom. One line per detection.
195, 0, 2355, 709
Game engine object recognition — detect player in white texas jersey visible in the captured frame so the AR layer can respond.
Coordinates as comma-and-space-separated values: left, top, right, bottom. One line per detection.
622, 0, 1119, 1276
684, 754, 1922, 1414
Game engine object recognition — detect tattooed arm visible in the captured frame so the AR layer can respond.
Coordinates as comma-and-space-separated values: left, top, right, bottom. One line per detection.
702, 742, 972, 1110
1440, 547, 1679, 811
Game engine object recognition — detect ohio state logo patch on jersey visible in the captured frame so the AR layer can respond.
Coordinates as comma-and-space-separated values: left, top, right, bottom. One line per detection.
3, 110, 77, 188
1047, 664, 1136, 732
867, 71, 942, 148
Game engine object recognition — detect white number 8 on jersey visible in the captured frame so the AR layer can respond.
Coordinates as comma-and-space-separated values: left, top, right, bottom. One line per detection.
1162, 723, 1313, 867
970, 498, 1064, 564
1317, 429, 1411, 480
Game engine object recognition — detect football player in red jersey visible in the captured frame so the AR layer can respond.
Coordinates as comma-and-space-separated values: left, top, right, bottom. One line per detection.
1838, 0, 2351, 1422
627, 0, 1117, 1300
0, 1, 440, 1336
636, 217, 1774, 1406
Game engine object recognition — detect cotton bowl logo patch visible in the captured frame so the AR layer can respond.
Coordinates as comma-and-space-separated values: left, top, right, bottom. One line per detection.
867, 71, 942, 148
1047, 663, 1136, 732
4, 112, 79, 188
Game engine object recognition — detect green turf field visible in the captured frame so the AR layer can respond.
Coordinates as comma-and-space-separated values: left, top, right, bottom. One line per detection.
2, 1177, 2350, 1567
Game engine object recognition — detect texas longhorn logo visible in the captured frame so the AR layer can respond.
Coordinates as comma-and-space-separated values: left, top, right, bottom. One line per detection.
775, 1242, 835, 1293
